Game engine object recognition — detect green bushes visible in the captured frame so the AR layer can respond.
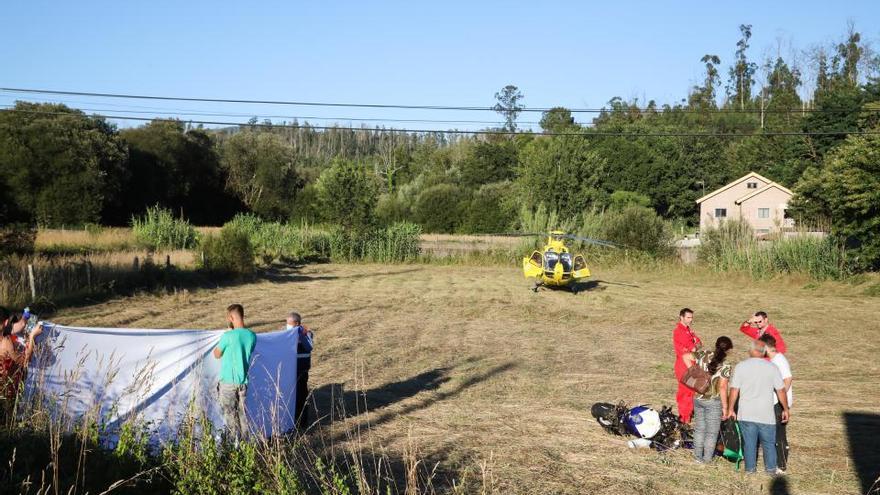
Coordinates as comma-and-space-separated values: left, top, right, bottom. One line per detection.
329, 222, 422, 263
700, 220, 848, 279
223, 213, 332, 263
413, 184, 469, 233
219, 214, 420, 264
599, 206, 675, 256
0, 224, 36, 256
460, 182, 517, 234
199, 226, 255, 277
132, 205, 199, 250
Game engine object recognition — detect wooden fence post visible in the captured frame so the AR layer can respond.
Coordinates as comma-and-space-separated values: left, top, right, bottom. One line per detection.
133, 256, 139, 271
86, 261, 93, 291
27, 264, 36, 300
166, 254, 171, 268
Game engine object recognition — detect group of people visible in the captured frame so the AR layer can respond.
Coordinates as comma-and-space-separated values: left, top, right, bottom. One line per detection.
673, 308, 793, 475
213, 303, 315, 441
0, 304, 314, 440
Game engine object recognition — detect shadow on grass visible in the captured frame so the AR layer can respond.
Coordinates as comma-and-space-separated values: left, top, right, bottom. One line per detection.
843, 411, 880, 495
305, 362, 515, 493
769, 476, 791, 495
312, 368, 452, 421
312, 361, 516, 434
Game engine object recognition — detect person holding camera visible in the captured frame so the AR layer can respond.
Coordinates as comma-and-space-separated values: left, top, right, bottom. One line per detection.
0, 307, 44, 425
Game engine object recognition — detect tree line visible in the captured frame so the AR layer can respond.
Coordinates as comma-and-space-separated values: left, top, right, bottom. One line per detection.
1, 25, 878, 268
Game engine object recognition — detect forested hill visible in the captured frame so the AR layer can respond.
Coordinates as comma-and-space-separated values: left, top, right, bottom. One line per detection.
1, 25, 879, 268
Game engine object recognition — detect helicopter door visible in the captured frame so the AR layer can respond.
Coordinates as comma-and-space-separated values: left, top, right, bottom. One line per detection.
573, 255, 590, 279
522, 251, 543, 278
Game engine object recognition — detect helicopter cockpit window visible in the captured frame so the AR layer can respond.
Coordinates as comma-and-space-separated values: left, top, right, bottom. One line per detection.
573, 255, 587, 271
544, 251, 559, 270
559, 253, 573, 271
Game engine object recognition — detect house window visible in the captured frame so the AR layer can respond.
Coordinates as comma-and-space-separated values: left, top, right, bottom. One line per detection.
747, 182, 758, 189
758, 208, 770, 219
757, 229, 770, 235
715, 208, 727, 218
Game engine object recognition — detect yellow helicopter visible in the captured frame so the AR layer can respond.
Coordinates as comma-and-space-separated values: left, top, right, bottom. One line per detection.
522, 231, 616, 293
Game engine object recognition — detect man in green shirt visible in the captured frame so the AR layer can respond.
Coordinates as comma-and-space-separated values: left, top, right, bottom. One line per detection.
213, 303, 257, 441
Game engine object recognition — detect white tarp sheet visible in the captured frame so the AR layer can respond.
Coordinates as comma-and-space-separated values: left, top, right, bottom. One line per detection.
26, 324, 298, 442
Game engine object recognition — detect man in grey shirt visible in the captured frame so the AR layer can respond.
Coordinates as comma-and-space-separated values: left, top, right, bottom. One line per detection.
728, 339, 791, 474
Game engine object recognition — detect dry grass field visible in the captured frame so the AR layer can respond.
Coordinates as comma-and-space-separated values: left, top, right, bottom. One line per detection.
53, 263, 879, 494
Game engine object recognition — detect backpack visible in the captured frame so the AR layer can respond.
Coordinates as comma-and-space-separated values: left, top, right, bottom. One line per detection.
718, 418, 744, 469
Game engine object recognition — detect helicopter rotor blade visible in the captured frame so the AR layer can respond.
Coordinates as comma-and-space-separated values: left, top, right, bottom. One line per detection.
471, 232, 547, 238
559, 235, 619, 248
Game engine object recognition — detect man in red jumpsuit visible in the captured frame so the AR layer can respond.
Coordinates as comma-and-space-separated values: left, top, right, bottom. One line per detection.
673, 307, 702, 423
739, 311, 786, 354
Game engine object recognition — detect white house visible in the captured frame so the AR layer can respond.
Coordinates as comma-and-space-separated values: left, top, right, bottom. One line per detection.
696, 172, 794, 234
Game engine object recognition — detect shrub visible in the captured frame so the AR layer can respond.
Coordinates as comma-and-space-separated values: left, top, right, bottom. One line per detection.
375, 192, 411, 226
315, 159, 378, 229
600, 206, 675, 257
0, 224, 36, 257
223, 213, 332, 263
329, 222, 421, 263
199, 226, 255, 277
700, 219, 848, 279
460, 182, 517, 233
414, 184, 469, 233
609, 190, 651, 210
132, 205, 199, 250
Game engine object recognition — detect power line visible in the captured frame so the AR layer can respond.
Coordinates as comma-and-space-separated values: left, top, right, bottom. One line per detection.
0, 104, 543, 126
6, 108, 878, 138
2, 87, 875, 115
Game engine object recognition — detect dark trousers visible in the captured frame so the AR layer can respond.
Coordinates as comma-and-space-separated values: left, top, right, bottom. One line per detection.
295, 371, 309, 430
774, 403, 790, 470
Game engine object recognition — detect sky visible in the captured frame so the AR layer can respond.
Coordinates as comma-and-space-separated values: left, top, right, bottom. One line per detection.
2, 0, 879, 131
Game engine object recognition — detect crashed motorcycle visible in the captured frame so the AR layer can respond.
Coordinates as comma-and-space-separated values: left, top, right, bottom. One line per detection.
590, 401, 692, 451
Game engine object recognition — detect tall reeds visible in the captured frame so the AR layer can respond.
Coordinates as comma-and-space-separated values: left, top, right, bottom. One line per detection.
223, 214, 421, 264
699, 220, 848, 280
131, 206, 200, 250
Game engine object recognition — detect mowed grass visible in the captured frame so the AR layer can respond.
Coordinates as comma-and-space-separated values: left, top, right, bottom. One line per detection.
53, 263, 879, 494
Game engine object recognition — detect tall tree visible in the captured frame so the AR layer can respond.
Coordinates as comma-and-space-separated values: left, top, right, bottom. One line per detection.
790, 127, 880, 270
0, 103, 126, 227
315, 159, 378, 228
728, 24, 757, 110
493, 85, 525, 132
690, 55, 722, 108
516, 134, 606, 217
120, 120, 240, 225
220, 130, 301, 220
540, 107, 575, 133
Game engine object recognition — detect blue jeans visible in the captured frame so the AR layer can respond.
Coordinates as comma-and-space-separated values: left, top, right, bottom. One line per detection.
693, 398, 723, 463
739, 420, 777, 473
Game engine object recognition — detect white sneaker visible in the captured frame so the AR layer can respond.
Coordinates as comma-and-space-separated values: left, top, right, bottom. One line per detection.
775, 468, 787, 476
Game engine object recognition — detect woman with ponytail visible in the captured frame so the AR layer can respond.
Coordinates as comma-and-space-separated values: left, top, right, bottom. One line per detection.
0, 307, 43, 425
691, 336, 734, 464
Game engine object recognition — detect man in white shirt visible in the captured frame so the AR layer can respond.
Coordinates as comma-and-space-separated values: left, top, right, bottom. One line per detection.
761, 334, 792, 473
728, 339, 790, 474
